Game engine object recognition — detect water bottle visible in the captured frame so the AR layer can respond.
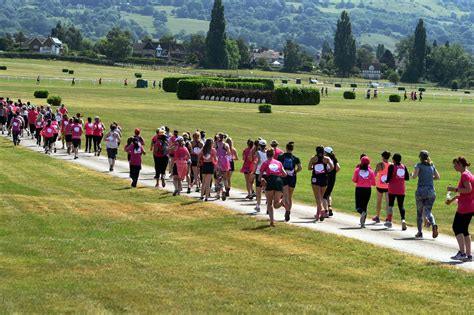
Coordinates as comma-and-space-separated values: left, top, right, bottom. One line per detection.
446, 191, 452, 200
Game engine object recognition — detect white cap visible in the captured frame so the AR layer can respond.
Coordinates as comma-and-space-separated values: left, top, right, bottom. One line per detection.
259, 139, 267, 146
324, 147, 333, 154
176, 136, 184, 141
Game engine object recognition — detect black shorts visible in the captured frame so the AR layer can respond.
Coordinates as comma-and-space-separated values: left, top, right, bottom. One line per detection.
172, 164, 178, 176
72, 138, 81, 148
452, 212, 473, 236
65, 135, 72, 142
0, 116, 5, 124
266, 175, 283, 192
311, 174, 328, 187
191, 156, 198, 167
377, 187, 388, 193
107, 148, 118, 159
255, 174, 267, 188
202, 162, 214, 174
230, 161, 235, 172
282, 175, 297, 188
29, 124, 36, 133
53, 134, 58, 142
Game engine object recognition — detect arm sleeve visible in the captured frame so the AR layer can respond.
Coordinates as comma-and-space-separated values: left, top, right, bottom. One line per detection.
386, 165, 394, 183
404, 166, 410, 180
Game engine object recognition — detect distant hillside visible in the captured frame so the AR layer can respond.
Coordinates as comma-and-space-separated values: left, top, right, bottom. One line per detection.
1, 0, 472, 53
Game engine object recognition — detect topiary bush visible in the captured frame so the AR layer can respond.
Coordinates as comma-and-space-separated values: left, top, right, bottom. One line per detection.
350, 83, 357, 88
68, 70, 74, 74
62, 68, 69, 73
398, 87, 406, 91
177, 79, 225, 100
0, 66, 7, 70
335, 83, 342, 88
389, 94, 401, 102
343, 91, 356, 99
273, 87, 320, 105
418, 87, 426, 92
259, 104, 272, 113
451, 80, 459, 90
135, 73, 142, 78
47, 95, 62, 106
34, 90, 49, 98
465, 91, 471, 94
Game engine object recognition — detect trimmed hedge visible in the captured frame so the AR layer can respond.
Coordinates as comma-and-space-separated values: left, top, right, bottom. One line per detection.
163, 76, 206, 92
418, 87, 426, 92
389, 94, 401, 102
47, 95, 62, 106
135, 73, 142, 78
335, 83, 342, 88
177, 79, 225, 99
200, 87, 274, 103
68, 70, 74, 74
62, 68, 69, 73
343, 91, 356, 99
398, 87, 406, 91
34, 90, 49, 98
350, 83, 357, 88
164, 76, 275, 93
225, 78, 274, 90
273, 87, 320, 105
259, 104, 272, 113
0, 66, 7, 70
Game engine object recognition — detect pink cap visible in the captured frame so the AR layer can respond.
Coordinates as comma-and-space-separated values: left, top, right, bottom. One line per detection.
360, 156, 370, 165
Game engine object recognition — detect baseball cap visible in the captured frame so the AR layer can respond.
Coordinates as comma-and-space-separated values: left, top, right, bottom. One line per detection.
259, 139, 267, 146
360, 156, 370, 165
324, 147, 333, 154
134, 128, 141, 135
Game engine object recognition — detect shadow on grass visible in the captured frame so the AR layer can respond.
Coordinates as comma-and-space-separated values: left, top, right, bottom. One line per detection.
393, 237, 424, 241
180, 200, 200, 206
235, 212, 259, 216
291, 220, 316, 224
242, 224, 271, 231
339, 227, 363, 230
370, 227, 389, 231
113, 186, 133, 190
426, 261, 466, 266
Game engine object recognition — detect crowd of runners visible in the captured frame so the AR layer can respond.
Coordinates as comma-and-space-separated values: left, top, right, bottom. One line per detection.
1, 96, 472, 262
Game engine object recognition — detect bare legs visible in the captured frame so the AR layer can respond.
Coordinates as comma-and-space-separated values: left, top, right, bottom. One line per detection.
312, 185, 327, 220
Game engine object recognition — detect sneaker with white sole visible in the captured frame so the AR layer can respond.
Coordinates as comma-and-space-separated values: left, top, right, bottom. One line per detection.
254, 206, 260, 212
401, 220, 407, 231
415, 232, 423, 239
463, 255, 473, 262
384, 220, 392, 228
360, 211, 367, 227
450, 251, 467, 261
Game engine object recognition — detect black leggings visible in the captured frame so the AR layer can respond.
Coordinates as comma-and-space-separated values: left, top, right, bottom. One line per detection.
452, 212, 473, 236
389, 194, 406, 220
130, 165, 141, 187
323, 173, 336, 200
85, 135, 93, 152
355, 187, 371, 214
154, 156, 169, 178
93, 135, 103, 153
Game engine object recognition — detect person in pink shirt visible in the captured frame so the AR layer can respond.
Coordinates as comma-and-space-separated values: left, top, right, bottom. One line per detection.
446, 157, 474, 262
167, 130, 179, 177
58, 104, 68, 116
92, 116, 105, 156
240, 139, 256, 199
270, 140, 284, 159
10, 113, 22, 146
34, 115, 43, 146
27, 107, 38, 139
84, 117, 94, 153
352, 156, 376, 228
40, 120, 55, 154
259, 149, 288, 227
60, 114, 69, 149
125, 137, 145, 187
215, 133, 231, 200
71, 118, 83, 159
198, 138, 218, 201
51, 119, 59, 153
64, 118, 73, 154
385, 153, 410, 230
172, 136, 191, 196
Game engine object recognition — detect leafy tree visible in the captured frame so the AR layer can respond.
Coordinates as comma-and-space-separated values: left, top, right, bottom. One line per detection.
334, 11, 356, 77
205, 0, 229, 69
321, 40, 333, 59
184, 34, 206, 65
0, 34, 14, 51
236, 38, 251, 69
283, 39, 302, 73
51, 22, 83, 51
402, 19, 427, 82
376, 44, 385, 60
425, 44, 473, 86
14, 31, 27, 46
356, 47, 374, 69
98, 27, 133, 61
226, 39, 240, 70
379, 49, 396, 69
387, 70, 400, 84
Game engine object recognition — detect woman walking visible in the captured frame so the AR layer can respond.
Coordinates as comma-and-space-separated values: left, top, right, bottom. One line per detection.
92, 116, 105, 156
259, 149, 287, 227
323, 147, 340, 217
278, 141, 302, 222
125, 137, 145, 187
373, 151, 391, 224
225, 137, 239, 197
215, 133, 231, 200
105, 124, 121, 172
172, 136, 190, 196
352, 156, 376, 228
198, 138, 217, 201
411, 150, 440, 239
151, 128, 169, 187
254, 139, 268, 212
308, 145, 334, 221
190, 131, 203, 192
241, 139, 255, 199
71, 118, 83, 160
40, 119, 55, 154
446, 157, 474, 261
385, 153, 410, 229
85, 117, 94, 153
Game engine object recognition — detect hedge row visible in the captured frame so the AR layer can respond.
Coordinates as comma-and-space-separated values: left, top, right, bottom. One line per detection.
34, 90, 49, 98
224, 78, 274, 90
164, 76, 274, 93
273, 87, 320, 105
135, 73, 142, 78
163, 76, 207, 92
259, 104, 272, 113
177, 79, 268, 100
343, 91, 356, 99
200, 87, 273, 102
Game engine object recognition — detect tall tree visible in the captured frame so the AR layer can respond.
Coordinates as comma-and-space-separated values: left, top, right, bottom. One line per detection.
226, 39, 241, 70
321, 40, 332, 58
97, 27, 133, 61
376, 44, 385, 60
334, 11, 356, 77
205, 0, 229, 69
402, 19, 426, 82
283, 39, 302, 73
236, 38, 251, 69
379, 49, 396, 69
14, 31, 27, 46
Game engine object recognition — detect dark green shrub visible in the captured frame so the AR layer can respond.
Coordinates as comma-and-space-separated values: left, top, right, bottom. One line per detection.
259, 104, 272, 113
389, 94, 401, 102
350, 83, 357, 88
163, 76, 216, 92
200, 88, 274, 103
135, 73, 142, 78
224, 82, 266, 90
343, 91, 356, 99
465, 91, 471, 94
68, 70, 74, 74
282, 79, 288, 84
451, 80, 459, 91
335, 83, 342, 88
177, 79, 225, 100
0, 66, 7, 70
398, 87, 406, 91
273, 87, 320, 105
225, 78, 274, 90
418, 87, 426, 92
34, 90, 49, 98
47, 95, 62, 106
62, 68, 69, 73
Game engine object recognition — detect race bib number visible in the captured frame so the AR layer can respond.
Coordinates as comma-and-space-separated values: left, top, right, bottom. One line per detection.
381, 175, 387, 183
269, 163, 279, 172
74, 127, 80, 132
312, 177, 317, 183
359, 170, 369, 179
13, 122, 18, 127
396, 168, 405, 178
314, 164, 324, 173
47, 128, 52, 133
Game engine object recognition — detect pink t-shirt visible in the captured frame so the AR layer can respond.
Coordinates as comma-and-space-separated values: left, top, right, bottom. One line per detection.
352, 167, 376, 188
127, 144, 144, 166
260, 159, 284, 176
59, 107, 68, 115
85, 123, 94, 136
457, 170, 474, 214
388, 164, 407, 195
51, 121, 59, 134
71, 124, 83, 139
11, 118, 22, 132
28, 110, 38, 124
174, 146, 190, 161
93, 122, 104, 136
41, 125, 54, 138
273, 147, 284, 159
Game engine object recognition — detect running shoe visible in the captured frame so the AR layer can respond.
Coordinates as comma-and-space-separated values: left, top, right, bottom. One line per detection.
415, 232, 423, 239
187, 187, 191, 194
432, 225, 439, 239
251, 192, 256, 198
401, 220, 407, 231
328, 209, 333, 217
172, 190, 178, 196
285, 210, 290, 222
324, 211, 330, 218
463, 255, 473, 262
225, 188, 230, 197
222, 194, 226, 201
254, 205, 260, 212
372, 216, 380, 223
360, 211, 367, 228
196, 187, 200, 193
110, 166, 114, 172
384, 220, 392, 228
319, 211, 325, 222
450, 251, 467, 261
161, 178, 166, 187
199, 196, 204, 200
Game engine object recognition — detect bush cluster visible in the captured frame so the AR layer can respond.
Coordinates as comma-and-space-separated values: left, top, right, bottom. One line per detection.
47, 95, 62, 106
451, 80, 459, 90
68, 70, 74, 74
273, 87, 320, 105
199, 87, 273, 103
177, 79, 269, 100
343, 91, 356, 99
389, 94, 401, 102
398, 87, 406, 91
350, 83, 357, 88
259, 104, 272, 113
34, 90, 49, 98
62, 68, 69, 73
164, 76, 275, 93
225, 78, 274, 90
135, 73, 142, 78
162, 76, 201, 92
335, 83, 342, 88
0, 66, 8, 70
418, 87, 426, 92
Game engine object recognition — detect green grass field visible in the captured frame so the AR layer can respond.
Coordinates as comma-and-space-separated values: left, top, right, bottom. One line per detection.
1, 58, 473, 237
1, 139, 473, 312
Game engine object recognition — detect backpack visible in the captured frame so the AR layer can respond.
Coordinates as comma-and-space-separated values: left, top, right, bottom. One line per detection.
282, 155, 295, 170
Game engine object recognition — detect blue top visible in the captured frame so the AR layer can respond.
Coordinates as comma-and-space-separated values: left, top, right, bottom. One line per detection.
415, 163, 436, 186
